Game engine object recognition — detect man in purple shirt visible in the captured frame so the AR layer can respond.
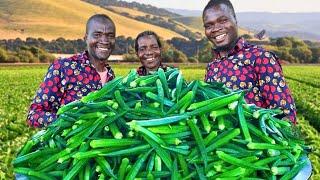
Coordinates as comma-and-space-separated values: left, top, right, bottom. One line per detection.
203, 0, 297, 123
27, 14, 116, 128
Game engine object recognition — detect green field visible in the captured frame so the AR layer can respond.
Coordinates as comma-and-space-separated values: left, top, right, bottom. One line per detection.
0, 64, 320, 179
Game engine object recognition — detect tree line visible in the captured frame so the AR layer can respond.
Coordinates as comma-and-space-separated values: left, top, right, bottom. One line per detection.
0, 36, 319, 63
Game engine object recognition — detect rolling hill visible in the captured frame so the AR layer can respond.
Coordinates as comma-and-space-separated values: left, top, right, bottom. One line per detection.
105, 6, 203, 38
0, 0, 184, 40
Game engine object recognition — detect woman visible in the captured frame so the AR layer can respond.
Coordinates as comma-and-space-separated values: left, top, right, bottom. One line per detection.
134, 31, 169, 76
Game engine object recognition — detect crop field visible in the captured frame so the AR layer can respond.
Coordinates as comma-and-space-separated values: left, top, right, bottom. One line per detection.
0, 64, 320, 179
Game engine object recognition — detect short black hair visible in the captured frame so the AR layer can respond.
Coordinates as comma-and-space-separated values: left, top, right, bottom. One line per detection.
135, 31, 162, 52
86, 14, 115, 34
203, 0, 236, 20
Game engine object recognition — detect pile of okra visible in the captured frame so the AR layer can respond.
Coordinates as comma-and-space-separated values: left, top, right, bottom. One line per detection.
14, 68, 310, 180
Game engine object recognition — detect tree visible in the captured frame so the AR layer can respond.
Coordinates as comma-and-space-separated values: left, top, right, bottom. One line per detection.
289, 46, 312, 63
0, 48, 8, 62
161, 39, 187, 63
17, 50, 38, 63
276, 37, 292, 48
311, 47, 320, 63
198, 41, 213, 63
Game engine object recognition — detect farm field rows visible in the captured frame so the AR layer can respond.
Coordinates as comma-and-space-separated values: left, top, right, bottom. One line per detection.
0, 64, 319, 179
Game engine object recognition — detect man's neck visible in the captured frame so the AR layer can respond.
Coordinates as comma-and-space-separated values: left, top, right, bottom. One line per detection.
215, 38, 239, 58
91, 58, 106, 72
218, 51, 228, 58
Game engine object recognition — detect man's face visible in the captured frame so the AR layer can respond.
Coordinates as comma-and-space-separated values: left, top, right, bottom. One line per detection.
203, 4, 238, 51
85, 19, 116, 61
136, 35, 161, 71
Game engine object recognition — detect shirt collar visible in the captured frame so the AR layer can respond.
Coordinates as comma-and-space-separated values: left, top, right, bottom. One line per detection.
212, 37, 246, 60
81, 51, 112, 70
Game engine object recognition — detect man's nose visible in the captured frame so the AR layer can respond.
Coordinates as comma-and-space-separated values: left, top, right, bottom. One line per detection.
100, 35, 110, 42
211, 23, 223, 32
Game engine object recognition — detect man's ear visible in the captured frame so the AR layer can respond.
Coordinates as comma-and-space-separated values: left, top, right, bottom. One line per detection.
84, 34, 88, 41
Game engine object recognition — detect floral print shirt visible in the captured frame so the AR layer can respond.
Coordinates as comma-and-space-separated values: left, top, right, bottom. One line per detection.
205, 38, 297, 123
27, 51, 115, 128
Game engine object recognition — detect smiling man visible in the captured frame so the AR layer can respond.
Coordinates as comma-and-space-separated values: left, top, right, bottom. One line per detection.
203, 0, 297, 123
27, 14, 116, 128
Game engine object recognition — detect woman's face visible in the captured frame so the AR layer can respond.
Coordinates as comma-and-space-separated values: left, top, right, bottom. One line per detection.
136, 35, 161, 71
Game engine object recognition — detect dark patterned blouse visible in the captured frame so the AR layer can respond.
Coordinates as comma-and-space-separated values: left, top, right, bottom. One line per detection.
205, 38, 296, 123
27, 51, 115, 128
137, 64, 170, 76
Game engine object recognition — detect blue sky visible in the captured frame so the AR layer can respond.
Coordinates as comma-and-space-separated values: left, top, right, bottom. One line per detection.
122, 0, 320, 13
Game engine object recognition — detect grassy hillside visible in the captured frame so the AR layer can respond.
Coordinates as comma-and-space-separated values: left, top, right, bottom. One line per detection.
0, 0, 184, 40
106, 6, 203, 37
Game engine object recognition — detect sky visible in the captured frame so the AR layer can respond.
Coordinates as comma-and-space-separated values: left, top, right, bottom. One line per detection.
122, 0, 320, 13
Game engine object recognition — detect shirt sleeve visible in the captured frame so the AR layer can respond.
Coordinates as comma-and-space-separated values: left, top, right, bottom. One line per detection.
27, 60, 64, 128
204, 62, 212, 82
254, 51, 297, 123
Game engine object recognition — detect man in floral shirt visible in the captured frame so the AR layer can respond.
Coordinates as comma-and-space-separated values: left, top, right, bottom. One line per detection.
203, 0, 296, 122
27, 14, 116, 128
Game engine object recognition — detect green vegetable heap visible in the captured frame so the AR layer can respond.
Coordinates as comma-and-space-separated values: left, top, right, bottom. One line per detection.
14, 68, 311, 179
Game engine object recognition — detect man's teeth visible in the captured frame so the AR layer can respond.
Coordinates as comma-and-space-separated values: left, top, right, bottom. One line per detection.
215, 34, 226, 41
98, 47, 109, 51
146, 58, 154, 61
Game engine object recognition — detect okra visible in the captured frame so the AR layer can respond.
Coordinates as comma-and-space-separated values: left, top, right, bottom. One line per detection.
199, 114, 211, 133
95, 157, 116, 178
247, 123, 276, 144
114, 90, 129, 109
167, 91, 193, 114
237, 100, 252, 142
247, 142, 290, 150
128, 114, 189, 127
147, 125, 189, 134
187, 118, 208, 167
64, 159, 88, 180
216, 151, 268, 170
157, 68, 170, 98
118, 158, 130, 180
139, 75, 158, 87
145, 91, 174, 107
99, 144, 151, 157
125, 148, 153, 180
81, 77, 122, 103
271, 166, 291, 175
90, 139, 142, 148
175, 71, 184, 100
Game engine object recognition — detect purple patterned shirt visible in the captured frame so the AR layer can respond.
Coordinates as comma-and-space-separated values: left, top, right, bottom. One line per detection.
205, 38, 297, 123
27, 51, 115, 128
